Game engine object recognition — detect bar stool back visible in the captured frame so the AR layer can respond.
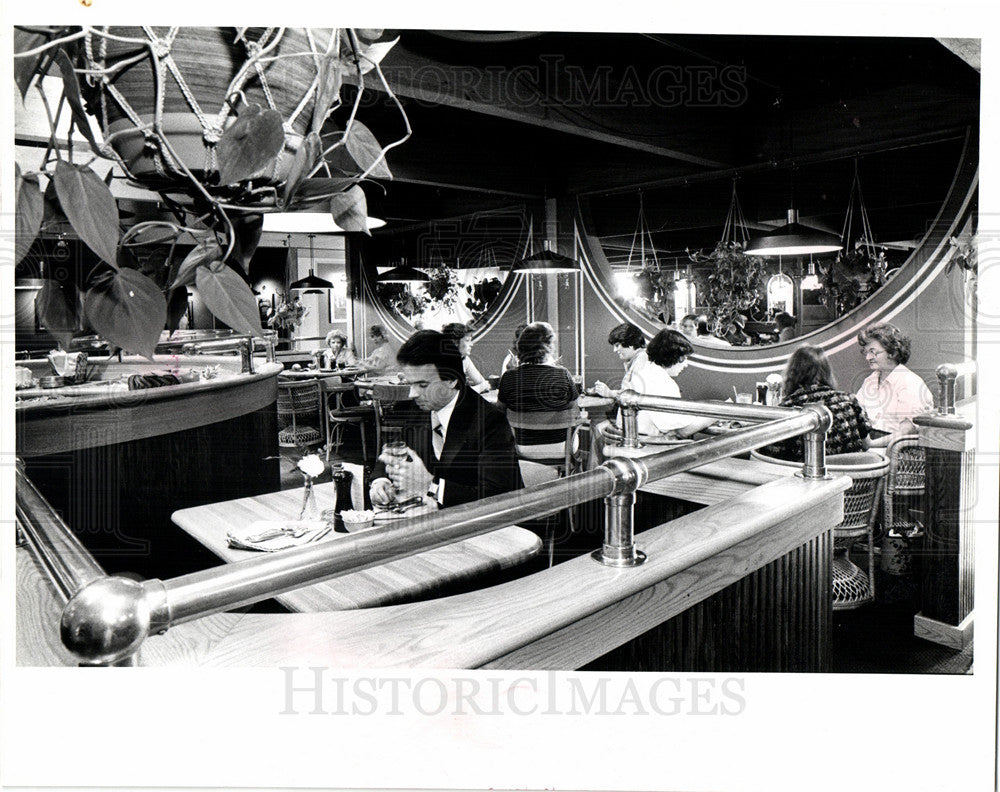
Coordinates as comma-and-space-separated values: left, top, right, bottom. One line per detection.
751, 449, 889, 610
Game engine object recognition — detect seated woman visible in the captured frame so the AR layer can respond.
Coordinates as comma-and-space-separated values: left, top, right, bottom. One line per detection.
592, 322, 650, 399
442, 322, 491, 393
497, 321, 580, 462
855, 323, 934, 447
500, 323, 527, 373
356, 324, 397, 376
315, 330, 357, 369
597, 329, 714, 440
760, 345, 872, 461
773, 311, 796, 343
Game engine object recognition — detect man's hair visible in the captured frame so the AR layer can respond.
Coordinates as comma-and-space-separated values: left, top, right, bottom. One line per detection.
857, 322, 911, 364
773, 311, 795, 330
396, 330, 466, 387
784, 345, 837, 393
647, 329, 693, 368
607, 322, 646, 349
441, 322, 471, 342
681, 314, 698, 324
369, 324, 387, 342
516, 321, 556, 365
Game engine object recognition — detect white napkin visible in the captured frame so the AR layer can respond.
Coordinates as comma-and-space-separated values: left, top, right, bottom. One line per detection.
226, 520, 331, 552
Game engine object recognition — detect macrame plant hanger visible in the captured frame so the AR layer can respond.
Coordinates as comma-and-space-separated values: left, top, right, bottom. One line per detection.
625, 191, 661, 285
842, 158, 878, 258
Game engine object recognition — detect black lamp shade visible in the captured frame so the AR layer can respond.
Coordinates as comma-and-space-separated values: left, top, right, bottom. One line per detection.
744, 209, 843, 257
512, 242, 579, 273
379, 265, 430, 283
289, 269, 334, 290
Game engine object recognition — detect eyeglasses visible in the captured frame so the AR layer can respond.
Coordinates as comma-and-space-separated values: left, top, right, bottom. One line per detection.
862, 348, 885, 359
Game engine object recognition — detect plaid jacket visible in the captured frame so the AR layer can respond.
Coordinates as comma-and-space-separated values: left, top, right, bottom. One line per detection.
761, 384, 872, 462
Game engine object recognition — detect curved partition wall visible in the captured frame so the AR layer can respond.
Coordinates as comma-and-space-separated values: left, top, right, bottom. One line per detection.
574, 133, 978, 401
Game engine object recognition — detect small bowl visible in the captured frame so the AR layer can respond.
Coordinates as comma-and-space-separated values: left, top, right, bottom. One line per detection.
39, 375, 67, 389
339, 509, 376, 532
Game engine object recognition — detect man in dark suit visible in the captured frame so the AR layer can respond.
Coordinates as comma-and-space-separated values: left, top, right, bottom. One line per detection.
369, 330, 523, 509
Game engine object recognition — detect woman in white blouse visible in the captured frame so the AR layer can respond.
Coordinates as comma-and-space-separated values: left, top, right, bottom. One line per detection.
855, 323, 934, 446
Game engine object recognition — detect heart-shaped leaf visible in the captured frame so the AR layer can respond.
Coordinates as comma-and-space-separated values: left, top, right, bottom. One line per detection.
36, 279, 81, 350
344, 121, 392, 179
231, 214, 264, 273
170, 238, 223, 289
52, 160, 120, 266
52, 47, 101, 156
16, 166, 43, 265
288, 176, 357, 208
281, 131, 322, 208
355, 37, 399, 75
311, 55, 344, 135
329, 185, 370, 234
14, 28, 53, 99
43, 178, 68, 224
216, 105, 285, 186
84, 269, 167, 359
166, 286, 192, 334
196, 266, 263, 336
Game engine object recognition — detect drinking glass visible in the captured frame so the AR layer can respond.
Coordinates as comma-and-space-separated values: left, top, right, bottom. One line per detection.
381, 426, 408, 496
735, 392, 753, 404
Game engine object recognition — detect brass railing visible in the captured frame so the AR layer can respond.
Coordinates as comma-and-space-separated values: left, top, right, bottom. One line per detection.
23, 399, 837, 666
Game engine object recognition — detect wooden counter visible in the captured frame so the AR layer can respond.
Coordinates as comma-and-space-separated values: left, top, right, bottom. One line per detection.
16, 357, 284, 580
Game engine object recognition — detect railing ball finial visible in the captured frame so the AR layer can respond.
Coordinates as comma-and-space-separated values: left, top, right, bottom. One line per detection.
61, 577, 152, 666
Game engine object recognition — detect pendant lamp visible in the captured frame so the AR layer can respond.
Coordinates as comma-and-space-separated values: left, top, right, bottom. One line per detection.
289, 234, 334, 290
744, 208, 843, 257
379, 258, 430, 283
512, 238, 579, 274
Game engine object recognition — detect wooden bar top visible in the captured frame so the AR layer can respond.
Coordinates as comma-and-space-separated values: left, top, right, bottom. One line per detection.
171, 483, 542, 611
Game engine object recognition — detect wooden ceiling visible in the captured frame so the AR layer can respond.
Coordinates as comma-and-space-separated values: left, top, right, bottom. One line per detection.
358, 31, 979, 254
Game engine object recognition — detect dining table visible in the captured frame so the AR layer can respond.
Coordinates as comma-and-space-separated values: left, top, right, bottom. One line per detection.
171, 481, 542, 611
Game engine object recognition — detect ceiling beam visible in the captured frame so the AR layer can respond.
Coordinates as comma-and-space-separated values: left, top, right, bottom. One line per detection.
360, 47, 732, 170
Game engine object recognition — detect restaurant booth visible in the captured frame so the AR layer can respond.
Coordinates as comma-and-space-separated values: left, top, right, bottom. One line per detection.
12, 27, 980, 672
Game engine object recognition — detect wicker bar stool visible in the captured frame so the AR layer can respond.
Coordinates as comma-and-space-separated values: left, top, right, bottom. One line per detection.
751, 450, 889, 610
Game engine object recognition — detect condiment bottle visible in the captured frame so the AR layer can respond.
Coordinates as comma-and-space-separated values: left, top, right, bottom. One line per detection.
331, 464, 354, 532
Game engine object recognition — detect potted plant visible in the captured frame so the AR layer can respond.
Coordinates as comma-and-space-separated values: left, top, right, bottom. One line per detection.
14, 26, 409, 357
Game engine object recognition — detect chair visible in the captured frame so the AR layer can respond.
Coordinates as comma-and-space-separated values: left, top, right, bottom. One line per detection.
883, 435, 926, 539
505, 406, 585, 477
276, 378, 324, 449
325, 381, 372, 464
750, 449, 889, 610
369, 382, 412, 455
506, 407, 587, 566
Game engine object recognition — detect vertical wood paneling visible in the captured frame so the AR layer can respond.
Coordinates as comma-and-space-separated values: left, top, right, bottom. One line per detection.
583, 530, 832, 672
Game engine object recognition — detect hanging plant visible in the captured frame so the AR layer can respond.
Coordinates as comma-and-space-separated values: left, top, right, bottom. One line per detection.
690, 241, 766, 336
424, 262, 459, 309
465, 277, 503, 321
14, 26, 410, 357
375, 282, 429, 319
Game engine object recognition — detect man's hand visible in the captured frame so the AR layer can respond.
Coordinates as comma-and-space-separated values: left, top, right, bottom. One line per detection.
380, 447, 434, 499
369, 477, 396, 506
592, 380, 615, 398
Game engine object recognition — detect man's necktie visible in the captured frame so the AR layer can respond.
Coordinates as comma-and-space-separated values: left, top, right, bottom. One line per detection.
431, 413, 445, 459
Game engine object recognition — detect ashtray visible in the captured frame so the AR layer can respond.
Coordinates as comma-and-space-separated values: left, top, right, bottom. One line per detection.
39, 375, 68, 389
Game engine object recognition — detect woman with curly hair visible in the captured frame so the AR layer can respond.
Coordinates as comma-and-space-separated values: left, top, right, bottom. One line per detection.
761, 345, 872, 461
855, 323, 934, 446
315, 330, 356, 369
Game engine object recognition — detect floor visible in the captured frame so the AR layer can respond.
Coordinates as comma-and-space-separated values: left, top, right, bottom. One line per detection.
277, 440, 974, 675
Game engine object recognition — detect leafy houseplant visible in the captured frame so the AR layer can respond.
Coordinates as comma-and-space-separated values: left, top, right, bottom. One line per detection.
464, 277, 504, 321
424, 262, 459, 310
375, 282, 429, 320
14, 26, 409, 357
691, 241, 766, 337
818, 242, 888, 316
267, 293, 307, 331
